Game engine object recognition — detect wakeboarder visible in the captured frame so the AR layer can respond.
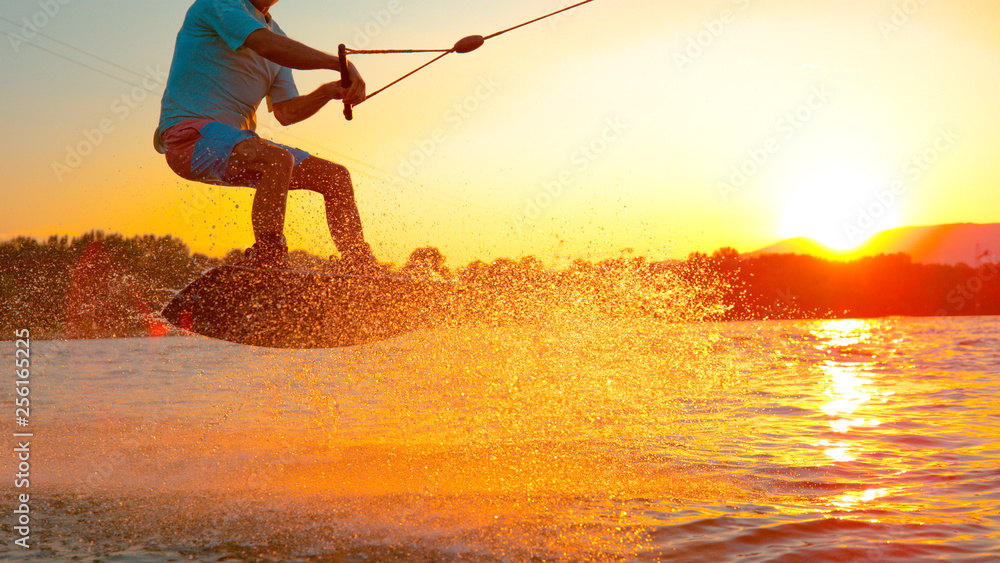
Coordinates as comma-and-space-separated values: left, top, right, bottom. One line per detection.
154, 0, 377, 273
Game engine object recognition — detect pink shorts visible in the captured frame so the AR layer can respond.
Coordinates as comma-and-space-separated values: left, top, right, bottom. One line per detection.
161, 119, 310, 187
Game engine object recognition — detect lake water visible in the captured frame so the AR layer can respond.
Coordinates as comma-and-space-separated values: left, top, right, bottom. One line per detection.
1, 315, 998, 561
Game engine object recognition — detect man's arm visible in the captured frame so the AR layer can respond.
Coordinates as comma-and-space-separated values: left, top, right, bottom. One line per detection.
273, 82, 347, 126
244, 28, 336, 70
244, 28, 366, 108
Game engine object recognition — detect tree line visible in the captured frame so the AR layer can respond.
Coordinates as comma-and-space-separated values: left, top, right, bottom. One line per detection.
1, 232, 996, 339
697, 247, 999, 319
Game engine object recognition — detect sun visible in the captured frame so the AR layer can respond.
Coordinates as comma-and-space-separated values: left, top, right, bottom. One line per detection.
778, 164, 903, 251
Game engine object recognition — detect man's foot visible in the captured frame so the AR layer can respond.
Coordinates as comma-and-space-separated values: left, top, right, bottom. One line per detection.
327, 242, 385, 277
238, 233, 288, 270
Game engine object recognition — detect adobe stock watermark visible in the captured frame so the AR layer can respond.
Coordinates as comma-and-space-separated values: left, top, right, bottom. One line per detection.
70, 338, 173, 494
74, 413, 164, 492
51, 65, 169, 181
718, 83, 834, 201
879, 0, 932, 41
673, 0, 751, 72
937, 260, 998, 315
179, 178, 219, 227
763, 287, 799, 317
386, 75, 500, 184
348, 0, 404, 49
547, 0, 591, 30
6, 0, 74, 54
842, 126, 958, 245
511, 116, 627, 235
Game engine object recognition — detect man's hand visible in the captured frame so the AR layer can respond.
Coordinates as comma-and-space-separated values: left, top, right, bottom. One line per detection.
272, 63, 366, 126
344, 64, 366, 106
325, 64, 366, 106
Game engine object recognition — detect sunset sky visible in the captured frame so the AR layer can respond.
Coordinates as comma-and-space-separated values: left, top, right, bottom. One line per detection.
2, 0, 998, 266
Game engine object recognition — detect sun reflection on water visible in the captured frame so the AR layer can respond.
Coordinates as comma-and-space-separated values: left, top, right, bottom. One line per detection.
813, 318, 871, 346
831, 487, 891, 509
811, 320, 888, 464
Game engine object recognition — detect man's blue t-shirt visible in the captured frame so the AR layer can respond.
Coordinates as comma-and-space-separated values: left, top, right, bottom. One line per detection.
154, 0, 299, 153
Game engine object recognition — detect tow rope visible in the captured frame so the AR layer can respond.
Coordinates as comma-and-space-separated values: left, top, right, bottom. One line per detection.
338, 0, 598, 120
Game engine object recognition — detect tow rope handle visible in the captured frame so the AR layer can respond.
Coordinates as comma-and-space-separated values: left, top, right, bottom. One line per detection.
338, 44, 353, 121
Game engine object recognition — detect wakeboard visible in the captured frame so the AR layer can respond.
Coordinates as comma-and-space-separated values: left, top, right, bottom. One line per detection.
161, 266, 461, 348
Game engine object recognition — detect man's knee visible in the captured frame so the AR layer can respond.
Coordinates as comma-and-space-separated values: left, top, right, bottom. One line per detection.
309, 157, 350, 181
295, 157, 352, 193
232, 138, 295, 172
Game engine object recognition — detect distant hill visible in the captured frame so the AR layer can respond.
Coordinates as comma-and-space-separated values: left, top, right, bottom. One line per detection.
751, 223, 1000, 266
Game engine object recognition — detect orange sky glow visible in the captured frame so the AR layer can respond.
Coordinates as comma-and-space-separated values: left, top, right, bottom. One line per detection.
2, 0, 998, 267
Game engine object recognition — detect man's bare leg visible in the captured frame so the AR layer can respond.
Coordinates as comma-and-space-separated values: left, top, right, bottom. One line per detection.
289, 156, 373, 259
226, 138, 296, 240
